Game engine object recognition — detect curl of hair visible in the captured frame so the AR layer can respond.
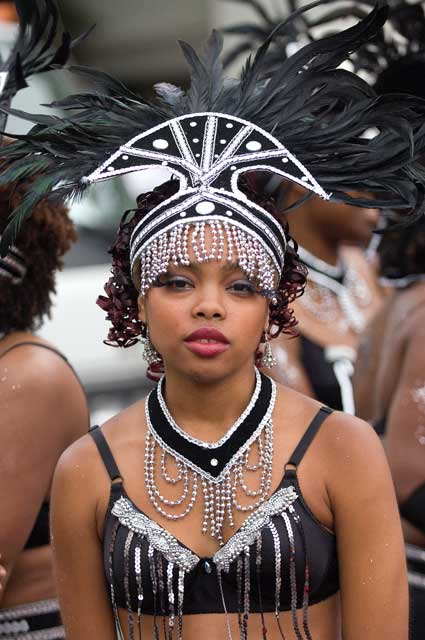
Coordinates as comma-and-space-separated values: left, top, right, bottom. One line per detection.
0, 182, 76, 333
97, 176, 307, 353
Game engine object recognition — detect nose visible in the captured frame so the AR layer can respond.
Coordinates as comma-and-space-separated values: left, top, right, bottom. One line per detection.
191, 284, 226, 321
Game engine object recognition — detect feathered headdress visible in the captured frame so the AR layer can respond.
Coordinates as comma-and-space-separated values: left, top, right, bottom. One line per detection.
0, 0, 87, 135
224, 0, 425, 92
1, 1, 425, 294
0, 0, 86, 285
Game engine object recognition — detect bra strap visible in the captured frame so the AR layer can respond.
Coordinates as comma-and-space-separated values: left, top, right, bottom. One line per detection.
89, 426, 122, 483
285, 406, 333, 474
0, 341, 69, 363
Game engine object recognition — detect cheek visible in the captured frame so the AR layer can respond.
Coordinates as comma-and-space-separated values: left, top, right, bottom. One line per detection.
143, 291, 189, 336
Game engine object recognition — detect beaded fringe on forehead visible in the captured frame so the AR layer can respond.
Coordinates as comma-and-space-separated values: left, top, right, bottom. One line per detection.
138, 219, 277, 295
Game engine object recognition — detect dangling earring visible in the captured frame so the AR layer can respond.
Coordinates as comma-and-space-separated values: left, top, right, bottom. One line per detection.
142, 328, 161, 365
261, 333, 277, 369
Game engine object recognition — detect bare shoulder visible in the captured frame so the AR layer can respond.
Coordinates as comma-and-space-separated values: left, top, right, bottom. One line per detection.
274, 383, 386, 474
1, 335, 79, 394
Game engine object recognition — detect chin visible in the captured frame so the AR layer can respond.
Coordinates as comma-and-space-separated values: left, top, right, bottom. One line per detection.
169, 356, 251, 385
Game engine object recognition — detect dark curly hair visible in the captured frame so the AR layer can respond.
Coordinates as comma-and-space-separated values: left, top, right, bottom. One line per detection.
97, 175, 307, 357
0, 182, 77, 333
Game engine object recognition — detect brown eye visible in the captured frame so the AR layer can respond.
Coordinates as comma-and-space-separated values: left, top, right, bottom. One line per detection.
166, 276, 193, 290
228, 280, 256, 294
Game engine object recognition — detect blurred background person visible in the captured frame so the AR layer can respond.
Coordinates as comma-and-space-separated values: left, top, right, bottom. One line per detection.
223, 0, 385, 413
308, 1, 425, 637
0, 2, 88, 637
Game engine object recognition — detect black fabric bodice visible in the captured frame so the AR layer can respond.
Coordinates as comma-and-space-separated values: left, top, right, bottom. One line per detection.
300, 336, 344, 411
91, 405, 339, 635
103, 475, 338, 615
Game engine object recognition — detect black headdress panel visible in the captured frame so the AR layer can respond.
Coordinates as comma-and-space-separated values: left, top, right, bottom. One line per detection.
85, 112, 328, 273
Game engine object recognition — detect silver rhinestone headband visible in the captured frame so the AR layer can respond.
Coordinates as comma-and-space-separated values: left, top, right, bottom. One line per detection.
84, 112, 330, 293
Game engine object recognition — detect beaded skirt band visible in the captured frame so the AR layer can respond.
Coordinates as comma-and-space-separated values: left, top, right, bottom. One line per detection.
0, 599, 64, 639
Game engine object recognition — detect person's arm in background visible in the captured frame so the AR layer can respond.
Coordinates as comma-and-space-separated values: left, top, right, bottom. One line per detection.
384, 315, 425, 546
0, 345, 88, 601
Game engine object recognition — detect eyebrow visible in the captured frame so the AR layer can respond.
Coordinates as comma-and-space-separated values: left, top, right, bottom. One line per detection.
180, 261, 243, 275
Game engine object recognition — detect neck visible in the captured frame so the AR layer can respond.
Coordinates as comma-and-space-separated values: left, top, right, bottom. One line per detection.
161, 363, 257, 442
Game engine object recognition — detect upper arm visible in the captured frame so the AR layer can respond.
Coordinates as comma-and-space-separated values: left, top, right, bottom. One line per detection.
0, 348, 88, 588
326, 415, 407, 639
384, 329, 425, 500
51, 436, 117, 639
353, 305, 389, 421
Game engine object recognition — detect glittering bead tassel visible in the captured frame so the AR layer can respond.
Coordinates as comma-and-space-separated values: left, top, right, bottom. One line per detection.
242, 546, 251, 640
109, 521, 122, 635
282, 512, 303, 640
218, 569, 234, 640
255, 534, 268, 640
147, 545, 160, 640
236, 555, 243, 637
167, 563, 175, 639
269, 522, 286, 639
124, 531, 135, 640
156, 554, 167, 639
177, 568, 185, 640
135, 544, 143, 640
290, 507, 312, 640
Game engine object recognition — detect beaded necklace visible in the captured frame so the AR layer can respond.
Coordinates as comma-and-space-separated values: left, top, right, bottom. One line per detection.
298, 246, 371, 334
144, 368, 276, 545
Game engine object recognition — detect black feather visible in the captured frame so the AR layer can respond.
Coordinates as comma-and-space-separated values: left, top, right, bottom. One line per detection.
2, 1, 425, 255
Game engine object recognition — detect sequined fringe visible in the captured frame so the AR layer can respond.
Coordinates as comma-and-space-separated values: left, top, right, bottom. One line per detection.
156, 553, 168, 639
177, 568, 185, 640
255, 534, 268, 640
282, 512, 303, 640
242, 546, 250, 640
134, 544, 143, 640
148, 545, 160, 640
269, 521, 286, 639
218, 569, 234, 640
108, 521, 122, 634
124, 531, 136, 640
167, 563, 175, 639
290, 507, 312, 640
236, 555, 243, 636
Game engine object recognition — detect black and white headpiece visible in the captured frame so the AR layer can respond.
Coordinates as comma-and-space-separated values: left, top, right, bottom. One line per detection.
85, 111, 328, 293
1, 1, 425, 289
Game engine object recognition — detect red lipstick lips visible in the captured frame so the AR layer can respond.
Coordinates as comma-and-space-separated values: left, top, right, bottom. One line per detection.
184, 327, 230, 358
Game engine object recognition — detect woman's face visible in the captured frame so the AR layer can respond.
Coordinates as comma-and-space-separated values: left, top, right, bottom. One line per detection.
138, 229, 270, 384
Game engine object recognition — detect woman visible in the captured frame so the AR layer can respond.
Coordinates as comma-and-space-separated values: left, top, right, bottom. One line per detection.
353, 215, 425, 640
0, 2, 88, 638
0, 183, 89, 637
1, 4, 424, 638
270, 184, 382, 413
224, 0, 385, 414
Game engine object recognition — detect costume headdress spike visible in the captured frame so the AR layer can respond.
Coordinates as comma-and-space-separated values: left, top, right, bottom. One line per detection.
1, 1, 425, 292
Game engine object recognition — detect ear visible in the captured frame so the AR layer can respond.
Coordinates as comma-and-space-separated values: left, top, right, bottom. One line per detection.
138, 293, 147, 324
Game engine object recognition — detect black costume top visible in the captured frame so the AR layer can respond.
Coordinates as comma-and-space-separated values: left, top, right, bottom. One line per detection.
90, 406, 339, 637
